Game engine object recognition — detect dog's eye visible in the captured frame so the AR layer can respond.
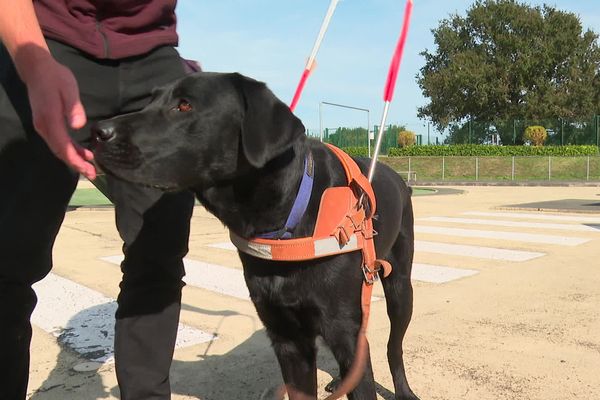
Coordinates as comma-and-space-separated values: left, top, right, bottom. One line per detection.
175, 100, 193, 113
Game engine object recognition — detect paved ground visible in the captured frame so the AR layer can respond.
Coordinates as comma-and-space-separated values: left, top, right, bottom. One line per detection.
27, 184, 600, 400
502, 198, 600, 213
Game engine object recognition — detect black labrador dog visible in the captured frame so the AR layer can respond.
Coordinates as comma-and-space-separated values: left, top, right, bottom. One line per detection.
92, 72, 418, 400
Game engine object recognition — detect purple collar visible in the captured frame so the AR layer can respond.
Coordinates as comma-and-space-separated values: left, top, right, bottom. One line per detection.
255, 151, 314, 239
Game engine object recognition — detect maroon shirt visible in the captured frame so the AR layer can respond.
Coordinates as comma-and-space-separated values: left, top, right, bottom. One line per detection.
33, 0, 178, 59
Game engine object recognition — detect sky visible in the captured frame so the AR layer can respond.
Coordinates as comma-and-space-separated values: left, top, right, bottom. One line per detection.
176, 0, 599, 144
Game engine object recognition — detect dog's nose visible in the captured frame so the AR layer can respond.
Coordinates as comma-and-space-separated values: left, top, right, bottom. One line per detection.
91, 121, 117, 142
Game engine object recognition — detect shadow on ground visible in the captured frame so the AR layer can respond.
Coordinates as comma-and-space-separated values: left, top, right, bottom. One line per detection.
30, 304, 398, 400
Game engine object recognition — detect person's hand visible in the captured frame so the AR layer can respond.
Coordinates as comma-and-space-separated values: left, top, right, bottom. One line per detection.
19, 52, 96, 180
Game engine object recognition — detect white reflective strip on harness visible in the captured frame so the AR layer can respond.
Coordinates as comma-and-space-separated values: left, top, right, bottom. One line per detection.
314, 234, 359, 257
230, 232, 274, 259
229, 231, 361, 261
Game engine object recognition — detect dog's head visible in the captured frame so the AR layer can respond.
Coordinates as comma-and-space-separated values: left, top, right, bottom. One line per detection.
92, 72, 305, 190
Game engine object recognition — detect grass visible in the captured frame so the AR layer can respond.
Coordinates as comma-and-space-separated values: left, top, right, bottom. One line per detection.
68, 185, 439, 209
69, 188, 112, 207
71, 156, 594, 209
412, 188, 436, 196
380, 155, 600, 182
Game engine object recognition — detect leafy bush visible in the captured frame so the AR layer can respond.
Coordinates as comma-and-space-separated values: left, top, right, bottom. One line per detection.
397, 130, 416, 147
341, 147, 369, 157
523, 126, 547, 146
388, 144, 599, 157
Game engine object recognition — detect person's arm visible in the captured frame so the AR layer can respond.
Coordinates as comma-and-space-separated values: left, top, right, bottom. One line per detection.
0, 0, 96, 179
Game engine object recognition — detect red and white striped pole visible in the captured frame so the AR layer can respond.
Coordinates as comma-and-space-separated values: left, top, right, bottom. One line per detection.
289, 0, 340, 112
367, 0, 414, 182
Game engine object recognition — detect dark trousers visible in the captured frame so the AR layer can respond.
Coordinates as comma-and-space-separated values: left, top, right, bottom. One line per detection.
0, 40, 195, 400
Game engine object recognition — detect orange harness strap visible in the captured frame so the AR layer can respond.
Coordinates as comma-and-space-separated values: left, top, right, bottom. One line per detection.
231, 144, 392, 399
320, 145, 392, 400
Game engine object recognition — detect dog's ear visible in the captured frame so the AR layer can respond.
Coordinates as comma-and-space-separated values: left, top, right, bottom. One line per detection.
234, 73, 306, 168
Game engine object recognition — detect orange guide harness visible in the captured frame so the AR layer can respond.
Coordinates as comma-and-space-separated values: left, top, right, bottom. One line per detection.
230, 143, 392, 398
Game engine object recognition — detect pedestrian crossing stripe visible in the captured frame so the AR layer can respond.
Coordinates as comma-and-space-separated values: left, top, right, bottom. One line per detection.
32, 273, 216, 363
414, 225, 589, 246
411, 263, 478, 283
414, 240, 544, 261
420, 216, 599, 232
101, 256, 250, 300
463, 211, 600, 224
33, 211, 596, 363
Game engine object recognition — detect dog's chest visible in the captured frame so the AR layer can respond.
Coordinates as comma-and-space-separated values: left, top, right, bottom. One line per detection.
240, 252, 362, 308
243, 266, 317, 308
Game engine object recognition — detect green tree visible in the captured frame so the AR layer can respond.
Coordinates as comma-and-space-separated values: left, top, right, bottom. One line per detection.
417, 0, 600, 135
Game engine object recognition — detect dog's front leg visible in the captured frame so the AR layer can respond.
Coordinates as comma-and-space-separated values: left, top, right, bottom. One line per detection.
269, 336, 318, 400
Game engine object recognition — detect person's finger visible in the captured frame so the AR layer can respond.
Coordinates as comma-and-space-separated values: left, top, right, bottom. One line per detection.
61, 75, 96, 177
68, 99, 87, 130
75, 143, 95, 162
36, 113, 96, 180
65, 143, 97, 180
61, 77, 87, 130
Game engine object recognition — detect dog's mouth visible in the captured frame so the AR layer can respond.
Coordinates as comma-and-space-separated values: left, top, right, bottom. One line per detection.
93, 151, 181, 192
92, 139, 143, 170
96, 163, 181, 192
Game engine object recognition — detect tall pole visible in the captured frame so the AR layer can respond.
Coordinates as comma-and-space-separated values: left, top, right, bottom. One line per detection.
468, 119, 472, 144
319, 102, 324, 142
369, 103, 392, 181
367, 110, 371, 157
596, 115, 600, 147
427, 121, 430, 145
289, 0, 340, 112
513, 119, 516, 144
368, 0, 414, 182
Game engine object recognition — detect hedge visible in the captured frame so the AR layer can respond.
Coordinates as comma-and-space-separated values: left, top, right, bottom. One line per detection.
387, 144, 599, 157
341, 147, 370, 157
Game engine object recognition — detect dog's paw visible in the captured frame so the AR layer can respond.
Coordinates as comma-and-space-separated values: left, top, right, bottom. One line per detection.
258, 384, 287, 400
396, 390, 421, 400
324, 376, 341, 393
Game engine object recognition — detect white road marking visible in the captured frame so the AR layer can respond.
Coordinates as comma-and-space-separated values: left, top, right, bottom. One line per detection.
208, 242, 237, 251
35, 210, 594, 366
184, 259, 251, 300
420, 216, 599, 232
415, 240, 544, 261
415, 225, 590, 246
102, 255, 386, 301
32, 273, 215, 363
101, 255, 250, 300
463, 211, 600, 224
411, 263, 478, 283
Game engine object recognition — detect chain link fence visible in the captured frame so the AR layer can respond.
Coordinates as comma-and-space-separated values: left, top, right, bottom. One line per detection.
445, 116, 600, 146
306, 125, 410, 155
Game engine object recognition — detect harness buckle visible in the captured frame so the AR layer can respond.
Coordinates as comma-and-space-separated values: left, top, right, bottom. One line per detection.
363, 228, 378, 240
348, 211, 365, 230
362, 264, 379, 285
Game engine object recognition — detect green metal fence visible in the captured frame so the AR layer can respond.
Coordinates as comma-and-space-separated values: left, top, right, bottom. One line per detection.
306, 126, 401, 154
446, 116, 600, 146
